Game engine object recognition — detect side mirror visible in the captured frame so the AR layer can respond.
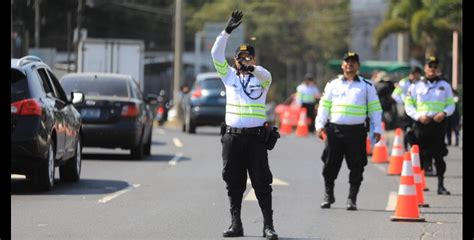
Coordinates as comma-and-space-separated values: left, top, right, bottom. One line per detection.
70, 91, 85, 104
146, 93, 158, 104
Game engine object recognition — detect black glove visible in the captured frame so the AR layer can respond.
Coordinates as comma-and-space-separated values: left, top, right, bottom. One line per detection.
239, 63, 254, 72
225, 10, 243, 34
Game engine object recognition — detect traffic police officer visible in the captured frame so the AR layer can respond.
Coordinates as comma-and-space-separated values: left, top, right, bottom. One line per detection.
315, 52, 382, 210
296, 73, 321, 133
211, 10, 278, 239
404, 56, 455, 195
392, 66, 422, 150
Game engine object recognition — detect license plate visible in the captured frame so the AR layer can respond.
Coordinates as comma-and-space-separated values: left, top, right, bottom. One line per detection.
81, 108, 101, 118
217, 98, 226, 104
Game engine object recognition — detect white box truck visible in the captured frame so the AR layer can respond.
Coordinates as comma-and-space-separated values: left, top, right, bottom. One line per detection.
78, 38, 145, 91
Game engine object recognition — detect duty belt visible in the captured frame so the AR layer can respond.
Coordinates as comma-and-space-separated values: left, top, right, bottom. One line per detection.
226, 126, 264, 136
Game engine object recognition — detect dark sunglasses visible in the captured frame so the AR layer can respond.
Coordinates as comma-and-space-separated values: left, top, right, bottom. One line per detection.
428, 63, 438, 69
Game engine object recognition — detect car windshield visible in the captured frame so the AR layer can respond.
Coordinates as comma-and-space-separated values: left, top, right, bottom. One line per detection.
11, 69, 29, 103
61, 77, 129, 97
199, 78, 224, 89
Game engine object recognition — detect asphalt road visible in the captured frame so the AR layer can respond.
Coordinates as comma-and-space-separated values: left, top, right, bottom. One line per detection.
11, 126, 463, 239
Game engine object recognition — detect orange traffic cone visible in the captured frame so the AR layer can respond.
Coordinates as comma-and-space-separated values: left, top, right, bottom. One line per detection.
390, 152, 425, 222
371, 136, 388, 163
411, 145, 429, 207
295, 108, 309, 137
279, 110, 292, 135
387, 128, 404, 174
366, 137, 372, 155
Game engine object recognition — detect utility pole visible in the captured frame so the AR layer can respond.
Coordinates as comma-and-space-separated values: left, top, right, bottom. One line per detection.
34, 0, 40, 48
75, 0, 83, 72
172, 0, 183, 120
452, 31, 458, 90
67, 11, 71, 73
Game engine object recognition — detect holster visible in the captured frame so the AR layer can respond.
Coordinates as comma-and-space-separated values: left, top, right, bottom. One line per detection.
262, 122, 280, 150
364, 117, 370, 132
220, 122, 227, 136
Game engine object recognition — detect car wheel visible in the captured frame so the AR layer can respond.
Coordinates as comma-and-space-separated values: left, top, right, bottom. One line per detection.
130, 136, 144, 160
144, 131, 152, 156
32, 141, 55, 191
59, 136, 82, 182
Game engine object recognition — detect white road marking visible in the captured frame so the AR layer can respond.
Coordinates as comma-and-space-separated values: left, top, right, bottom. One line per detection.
244, 188, 257, 201
168, 153, 184, 166
173, 138, 183, 148
11, 174, 26, 179
156, 128, 166, 134
98, 184, 140, 204
385, 191, 398, 211
244, 177, 289, 201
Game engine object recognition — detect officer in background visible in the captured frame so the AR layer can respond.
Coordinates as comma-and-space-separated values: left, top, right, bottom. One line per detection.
296, 73, 321, 133
405, 56, 455, 195
211, 10, 278, 239
392, 66, 422, 150
316, 52, 382, 210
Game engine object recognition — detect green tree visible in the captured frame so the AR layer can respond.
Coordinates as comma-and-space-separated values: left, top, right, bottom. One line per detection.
373, 0, 462, 65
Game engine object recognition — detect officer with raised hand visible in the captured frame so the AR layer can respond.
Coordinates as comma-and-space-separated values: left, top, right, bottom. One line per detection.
211, 10, 278, 239
315, 52, 382, 211
404, 56, 455, 195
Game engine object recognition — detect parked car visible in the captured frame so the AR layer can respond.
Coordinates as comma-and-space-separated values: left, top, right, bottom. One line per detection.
11, 56, 85, 191
60, 73, 155, 159
182, 72, 226, 133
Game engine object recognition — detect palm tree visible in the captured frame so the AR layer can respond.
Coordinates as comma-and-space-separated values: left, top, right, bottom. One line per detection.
373, 0, 462, 64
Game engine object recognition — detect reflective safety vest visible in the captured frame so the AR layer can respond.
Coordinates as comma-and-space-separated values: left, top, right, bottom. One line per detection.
211, 31, 272, 128
315, 75, 383, 134
296, 83, 320, 104
404, 77, 455, 120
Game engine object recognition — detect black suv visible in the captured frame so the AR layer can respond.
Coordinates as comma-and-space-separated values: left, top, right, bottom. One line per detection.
11, 56, 85, 191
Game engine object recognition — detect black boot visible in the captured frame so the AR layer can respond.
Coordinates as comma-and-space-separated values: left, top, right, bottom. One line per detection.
437, 176, 451, 195
320, 182, 335, 208
346, 184, 359, 210
223, 209, 244, 237
262, 209, 278, 240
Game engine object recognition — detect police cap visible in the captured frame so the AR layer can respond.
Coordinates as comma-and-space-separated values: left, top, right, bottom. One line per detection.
235, 44, 255, 58
343, 51, 360, 63
425, 56, 439, 65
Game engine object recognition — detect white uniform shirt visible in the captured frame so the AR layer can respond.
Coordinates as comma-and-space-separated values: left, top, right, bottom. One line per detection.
404, 77, 455, 120
315, 75, 383, 134
392, 77, 411, 104
296, 83, 320, 105
211, 31, 272, 128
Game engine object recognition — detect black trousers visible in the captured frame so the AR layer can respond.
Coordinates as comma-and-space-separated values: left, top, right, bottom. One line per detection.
321, 123, 367, 186
414, 120, 448, 177
221, 133, 273, 211
302, 103, 316, 133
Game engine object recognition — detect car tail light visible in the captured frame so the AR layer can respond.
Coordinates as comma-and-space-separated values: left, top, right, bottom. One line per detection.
121, 103, 139, 117
11, 99, 42, 116
191, 87, 202, 99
